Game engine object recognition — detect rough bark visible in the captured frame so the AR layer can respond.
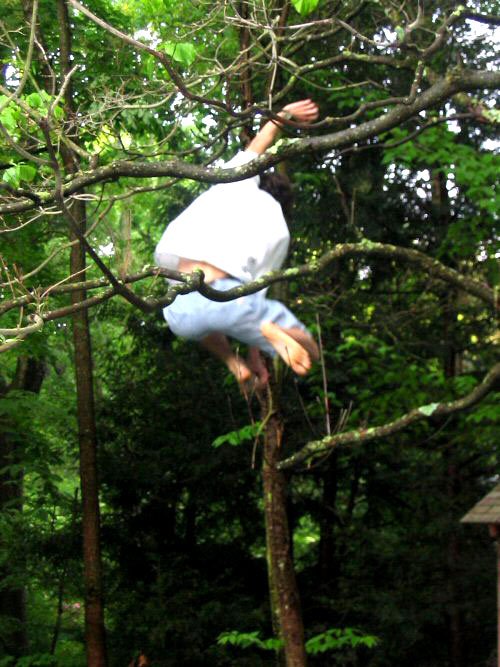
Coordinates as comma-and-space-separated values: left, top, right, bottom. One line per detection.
70, 244, 107, 667
259, 380, 307, 667
2, 240, 495, 329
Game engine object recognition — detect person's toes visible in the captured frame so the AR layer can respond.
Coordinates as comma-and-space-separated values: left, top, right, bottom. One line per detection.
228, 360, 253, 385
260, 322, 312, 376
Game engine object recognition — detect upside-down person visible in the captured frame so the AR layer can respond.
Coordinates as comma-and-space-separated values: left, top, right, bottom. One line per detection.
154, 99, 320, 388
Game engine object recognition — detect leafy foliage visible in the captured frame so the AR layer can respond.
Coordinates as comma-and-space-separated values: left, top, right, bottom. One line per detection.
217, 630, 283, 652
0, 0, 498, 665
291, 0, 321, 16
305, 628, 379, 655
212, 422, 262, 448
217, 627, 379, 656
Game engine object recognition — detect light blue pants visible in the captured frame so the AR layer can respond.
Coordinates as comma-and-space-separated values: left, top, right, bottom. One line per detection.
163, 278, 306, 356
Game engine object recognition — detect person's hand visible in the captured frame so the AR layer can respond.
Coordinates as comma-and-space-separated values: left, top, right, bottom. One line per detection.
247, 98, 319, 153
280, 99, 319, 125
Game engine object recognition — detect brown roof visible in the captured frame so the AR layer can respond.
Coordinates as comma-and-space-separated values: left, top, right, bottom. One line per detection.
461, 484, 500, 525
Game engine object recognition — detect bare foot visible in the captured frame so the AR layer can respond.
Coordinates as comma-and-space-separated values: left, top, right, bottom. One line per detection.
260, 322, 312, 376
225, 355, 253, 385
200, 333, 253, 385
285, 327, 320, 361
246, 347, 269, 389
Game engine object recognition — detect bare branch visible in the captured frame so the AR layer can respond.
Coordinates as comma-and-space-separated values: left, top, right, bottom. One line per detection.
1, 68, 498, 217
0, 240, 495, 349
279, 363, 500, 470
0, 313, 43, 352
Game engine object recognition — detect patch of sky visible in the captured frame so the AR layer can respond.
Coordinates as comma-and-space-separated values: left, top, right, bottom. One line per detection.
98, 242, 114, 257
4, 64, 19, 87
446, 172, 458, 198
476, 246, 488, 262
378, 28, 396, 44
134, 26, 161, 48
358, 266, 372, 280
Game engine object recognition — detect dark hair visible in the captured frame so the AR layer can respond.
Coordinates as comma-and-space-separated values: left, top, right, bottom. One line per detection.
259, 172, 294, 219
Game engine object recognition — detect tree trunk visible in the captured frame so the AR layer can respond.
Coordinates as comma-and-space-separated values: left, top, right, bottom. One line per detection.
71, 269, 107, 667
259, 380, 307, 667
56, 2, 107, 664
432, 169, 466, 667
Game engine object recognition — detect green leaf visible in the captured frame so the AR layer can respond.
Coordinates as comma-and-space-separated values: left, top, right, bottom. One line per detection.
291, 0, 320, 16
0, 107, 19, 133
53, 105, 64, 120
18, 164, 37, 182
212, 422, 262, 448
2, 166, 19, 188
395, 25, 405, 41
163, 41, 197, 67
26, 92, 43, 109
418, 402, 439, 417
305, 628, 379, 655
217, 630, 283, 652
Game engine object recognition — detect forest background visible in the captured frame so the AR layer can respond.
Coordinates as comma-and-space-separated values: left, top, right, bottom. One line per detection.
0, 0, 499, 666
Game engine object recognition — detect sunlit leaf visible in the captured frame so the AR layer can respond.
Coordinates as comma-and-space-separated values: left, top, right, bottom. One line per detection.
18, 164, 37, 182
163, 41, 197, 67
26, 92, 43, 109
2, 165, 19, 188
212, 422, 262, 448
291, 0, 320, 16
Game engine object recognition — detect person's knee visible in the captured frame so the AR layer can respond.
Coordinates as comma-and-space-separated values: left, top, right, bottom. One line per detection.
165, 308, 206, 340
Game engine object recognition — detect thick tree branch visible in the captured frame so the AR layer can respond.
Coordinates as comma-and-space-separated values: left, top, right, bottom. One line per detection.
1, 68, 498, 216
0, 313, 43, 352
278, 363, 500, 470
462, 12, 500, 26
196, 241, 496, 309
1, 240, 495, 351
1, 239, 496, 316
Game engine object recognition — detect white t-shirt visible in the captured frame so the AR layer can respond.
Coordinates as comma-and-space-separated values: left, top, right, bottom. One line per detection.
154, 150, 290, 283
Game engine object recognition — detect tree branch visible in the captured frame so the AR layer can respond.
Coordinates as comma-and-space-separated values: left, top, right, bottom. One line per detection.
278, 363, 500, 470
1, 68, 498, 216
462, 12, 500, 26
0, 313, 44, 352
1, 240, 495, 351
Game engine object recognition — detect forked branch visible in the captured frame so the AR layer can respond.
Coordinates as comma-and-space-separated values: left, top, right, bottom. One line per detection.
279, 363, 500, 470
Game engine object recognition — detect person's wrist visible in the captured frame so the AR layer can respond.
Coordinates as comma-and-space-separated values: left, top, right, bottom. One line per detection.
279, 110, 294, 121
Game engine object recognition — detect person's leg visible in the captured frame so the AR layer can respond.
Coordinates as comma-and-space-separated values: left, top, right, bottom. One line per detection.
247, 295, 318, 376
215, 290, 318, 377
200, 332, 253, 384
165, 280, 270, 387
165, 280, 318, 381
246, 346, 269, 388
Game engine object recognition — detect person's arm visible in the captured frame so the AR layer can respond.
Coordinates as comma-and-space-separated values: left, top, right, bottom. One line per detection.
246, 99, 319, 155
